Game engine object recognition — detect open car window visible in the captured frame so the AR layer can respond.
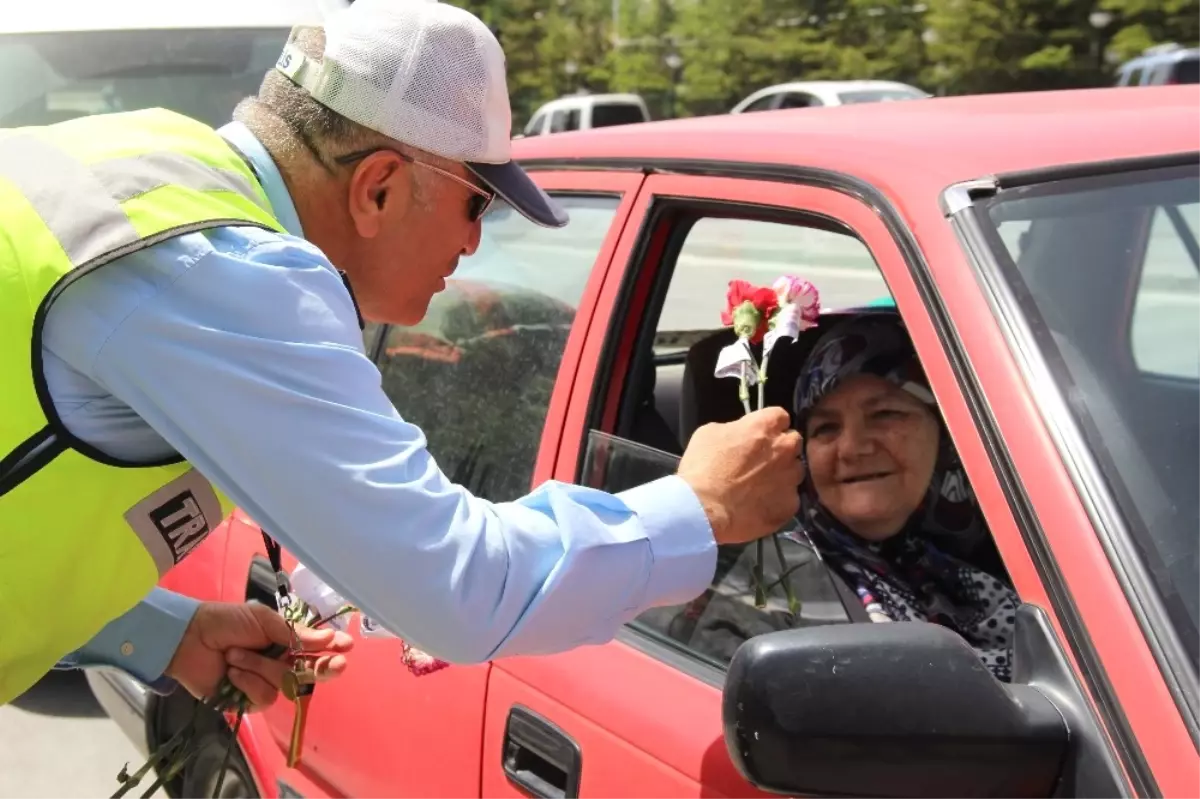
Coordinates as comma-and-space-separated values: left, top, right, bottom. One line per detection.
581, 430, 855, 669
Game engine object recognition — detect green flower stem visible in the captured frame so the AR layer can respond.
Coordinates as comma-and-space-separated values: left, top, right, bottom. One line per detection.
111, 643, 289, 798
738, 363, 752, 415
772, 533, 799, 615
757, 350, 770, 410
752, 538, 767, 607
312, 604, 358, 629
207, 697, 249, 799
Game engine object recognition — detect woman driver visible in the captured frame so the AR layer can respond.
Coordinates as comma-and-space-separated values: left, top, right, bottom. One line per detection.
687, 314, 1020, 681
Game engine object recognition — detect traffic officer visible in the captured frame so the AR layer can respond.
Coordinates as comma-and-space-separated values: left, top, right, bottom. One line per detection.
0, 0, 804, 706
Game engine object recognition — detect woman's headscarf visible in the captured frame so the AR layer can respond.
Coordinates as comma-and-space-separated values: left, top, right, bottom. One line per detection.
792, 314, 1019, 682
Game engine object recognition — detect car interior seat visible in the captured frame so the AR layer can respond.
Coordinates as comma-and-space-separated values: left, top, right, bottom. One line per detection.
677, 329, 810, 447
627, 352, 685, 455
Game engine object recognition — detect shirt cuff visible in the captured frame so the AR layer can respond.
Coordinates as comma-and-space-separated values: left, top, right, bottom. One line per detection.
618, 475, 717, 608
70, 588, 201, 686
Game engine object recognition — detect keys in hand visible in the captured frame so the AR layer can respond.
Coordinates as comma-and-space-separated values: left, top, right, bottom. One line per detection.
677, 407, 805, 545
284, 657, 318, 768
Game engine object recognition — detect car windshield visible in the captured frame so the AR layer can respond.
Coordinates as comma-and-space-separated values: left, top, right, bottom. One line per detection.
837, 88, 925, 104
975, 162, 1200, 659
0, 28, 290, 129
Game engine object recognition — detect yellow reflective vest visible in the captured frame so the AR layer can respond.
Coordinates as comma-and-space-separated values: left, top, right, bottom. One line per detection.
0, 108, 287, 705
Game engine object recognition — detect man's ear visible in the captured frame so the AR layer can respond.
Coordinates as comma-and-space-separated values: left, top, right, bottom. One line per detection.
346, 152, 411, 238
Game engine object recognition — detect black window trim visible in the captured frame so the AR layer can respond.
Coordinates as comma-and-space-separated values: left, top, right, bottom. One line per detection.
943, 157, 1200, 755
517, 154, 1148, 795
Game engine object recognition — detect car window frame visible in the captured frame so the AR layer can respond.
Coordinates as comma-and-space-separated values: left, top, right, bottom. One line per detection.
549, 171, 1036, 663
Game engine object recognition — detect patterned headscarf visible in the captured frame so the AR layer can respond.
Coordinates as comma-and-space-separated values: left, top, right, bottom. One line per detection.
793, 314, 1019, 682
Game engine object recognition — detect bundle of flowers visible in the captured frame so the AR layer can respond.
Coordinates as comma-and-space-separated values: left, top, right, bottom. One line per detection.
715, 275, 820, 611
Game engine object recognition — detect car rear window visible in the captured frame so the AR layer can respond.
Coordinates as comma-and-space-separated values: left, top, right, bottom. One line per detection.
0, 27, 289, 128
978, 164, 1200, 659
590, 103, 645, 128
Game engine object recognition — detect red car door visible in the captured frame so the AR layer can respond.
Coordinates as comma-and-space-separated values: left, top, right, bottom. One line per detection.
223, 172, 647, 798
478, 171, 1017, 797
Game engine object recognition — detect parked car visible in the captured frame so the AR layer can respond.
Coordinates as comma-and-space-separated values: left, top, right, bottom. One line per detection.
89, 85, 1197, 798
1116, 43, 1200, 86
520, 93, 651, 137
730, 79, 929, 113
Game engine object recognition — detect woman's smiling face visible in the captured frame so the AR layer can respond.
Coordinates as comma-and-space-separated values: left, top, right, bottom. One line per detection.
804, 373, 940, 541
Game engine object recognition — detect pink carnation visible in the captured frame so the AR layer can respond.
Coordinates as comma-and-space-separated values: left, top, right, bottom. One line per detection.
772, 275, 820, 326
401, 641, 451, 676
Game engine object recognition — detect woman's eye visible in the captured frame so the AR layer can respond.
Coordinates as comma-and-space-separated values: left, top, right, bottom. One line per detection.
872, 409, 905, 421
810, 422, 838, 438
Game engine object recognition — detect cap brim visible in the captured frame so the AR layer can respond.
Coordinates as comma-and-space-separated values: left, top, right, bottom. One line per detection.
466, 160, 569, 228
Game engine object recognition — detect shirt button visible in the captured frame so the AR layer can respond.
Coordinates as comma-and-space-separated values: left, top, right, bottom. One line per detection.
120, 642, 135, 657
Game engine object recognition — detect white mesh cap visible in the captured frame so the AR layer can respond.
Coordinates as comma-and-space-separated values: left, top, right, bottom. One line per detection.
276, 0, 567, 227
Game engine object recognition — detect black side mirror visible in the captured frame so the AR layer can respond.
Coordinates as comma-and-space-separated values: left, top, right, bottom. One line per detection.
722, 621, 1068, 798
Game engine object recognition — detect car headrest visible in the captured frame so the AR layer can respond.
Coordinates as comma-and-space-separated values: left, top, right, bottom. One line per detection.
677, 308, 897, 445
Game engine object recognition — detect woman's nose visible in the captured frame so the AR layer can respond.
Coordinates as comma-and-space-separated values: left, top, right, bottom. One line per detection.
837, 417, 876, 457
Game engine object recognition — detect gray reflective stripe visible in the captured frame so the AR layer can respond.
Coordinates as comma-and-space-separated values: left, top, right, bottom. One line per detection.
0, 134, 269, 267
0, 133, 139, 265
93, 151, 269, 211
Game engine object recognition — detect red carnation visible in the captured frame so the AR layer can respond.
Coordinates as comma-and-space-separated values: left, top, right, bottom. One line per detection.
720, 279, 779, 344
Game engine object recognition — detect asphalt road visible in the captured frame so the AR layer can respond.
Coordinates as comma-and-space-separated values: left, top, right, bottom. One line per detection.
0, 671, 165, 799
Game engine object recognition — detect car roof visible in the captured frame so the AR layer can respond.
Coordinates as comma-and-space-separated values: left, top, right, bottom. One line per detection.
535, 93, 648, 112
758, 80, 924, 94
515, 86, 1198, 196
0, 0, 345, 33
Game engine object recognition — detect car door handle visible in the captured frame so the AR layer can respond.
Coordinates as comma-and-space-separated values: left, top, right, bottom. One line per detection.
502, 705, 582, 799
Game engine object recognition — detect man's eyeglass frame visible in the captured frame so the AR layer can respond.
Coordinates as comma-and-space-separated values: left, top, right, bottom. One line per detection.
333, 147, 495, 222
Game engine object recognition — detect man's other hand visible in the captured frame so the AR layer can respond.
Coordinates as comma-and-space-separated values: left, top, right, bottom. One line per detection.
164, 601, 353, 711
678, 407, 805, 545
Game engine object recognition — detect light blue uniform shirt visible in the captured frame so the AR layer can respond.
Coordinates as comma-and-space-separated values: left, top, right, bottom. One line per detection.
46, 122, 716, 687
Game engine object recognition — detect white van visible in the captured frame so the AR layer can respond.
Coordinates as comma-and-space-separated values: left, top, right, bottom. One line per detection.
521, 93, 650, 137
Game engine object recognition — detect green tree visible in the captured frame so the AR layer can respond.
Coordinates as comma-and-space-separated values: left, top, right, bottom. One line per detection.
923, 0, 1114, 94
608, 0, 677, 118
1099, 0, 1199, 63
667, 0, 932, 117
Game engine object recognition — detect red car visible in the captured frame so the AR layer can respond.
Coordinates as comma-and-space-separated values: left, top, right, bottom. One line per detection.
90, 85, 1199, 798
